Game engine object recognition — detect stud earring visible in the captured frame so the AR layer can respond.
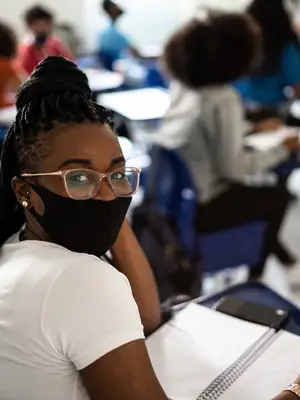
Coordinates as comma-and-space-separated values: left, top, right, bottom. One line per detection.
22, 201, 29, 208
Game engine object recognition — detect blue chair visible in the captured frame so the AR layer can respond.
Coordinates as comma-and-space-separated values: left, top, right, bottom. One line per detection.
152, 147, 267, 274
144, 62, 168, 89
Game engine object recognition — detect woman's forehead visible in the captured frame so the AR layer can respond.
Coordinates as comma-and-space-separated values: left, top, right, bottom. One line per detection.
37, 122, 122, 172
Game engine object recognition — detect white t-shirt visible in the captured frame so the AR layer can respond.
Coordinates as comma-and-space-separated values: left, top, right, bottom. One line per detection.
0, 238, 144, 400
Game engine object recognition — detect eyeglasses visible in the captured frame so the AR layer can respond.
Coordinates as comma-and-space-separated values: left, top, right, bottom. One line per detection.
20, 167, 141, 200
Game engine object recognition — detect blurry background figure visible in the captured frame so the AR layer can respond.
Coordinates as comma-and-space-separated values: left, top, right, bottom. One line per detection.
54, 23, 82, 57
0, 22, 22, 109
155, 13, 300, 281
17, 5, 75, 75
99, 0, 143, 71
234, 0, 300, 117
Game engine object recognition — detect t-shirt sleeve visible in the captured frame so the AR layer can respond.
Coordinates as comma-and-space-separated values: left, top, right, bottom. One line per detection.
281, 42, 300, 87
41, 258, 144, 370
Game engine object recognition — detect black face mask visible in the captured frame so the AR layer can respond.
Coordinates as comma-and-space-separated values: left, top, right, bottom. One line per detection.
34, 32, 49, 46
29, 185, 131, 258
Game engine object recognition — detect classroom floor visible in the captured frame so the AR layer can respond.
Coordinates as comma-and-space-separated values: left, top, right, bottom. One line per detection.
273, 198, 300, 305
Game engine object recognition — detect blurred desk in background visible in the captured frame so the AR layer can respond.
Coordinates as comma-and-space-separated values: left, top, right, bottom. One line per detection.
98, 88, 170, 121
82, 68, 124, 93
0, 106, 16, 128
140, 45, 162, 60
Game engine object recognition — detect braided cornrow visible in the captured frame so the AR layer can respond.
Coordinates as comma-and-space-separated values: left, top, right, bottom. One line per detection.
0, 56, 113, 246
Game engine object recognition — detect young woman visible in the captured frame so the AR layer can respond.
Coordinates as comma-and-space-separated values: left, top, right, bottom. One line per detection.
157, 13, 300, 279
0, 22, 23, 108
235, 0, 300, 108
0, 56, 164, 400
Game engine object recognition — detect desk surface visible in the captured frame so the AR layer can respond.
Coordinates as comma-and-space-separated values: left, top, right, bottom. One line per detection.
172, 282, 300, 336
0, 106, 16, 126
99, 88, 170, 121
140, 44, 162, 59
82, 68, 124, 92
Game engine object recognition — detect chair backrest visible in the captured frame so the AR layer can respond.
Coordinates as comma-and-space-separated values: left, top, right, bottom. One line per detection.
144, 63, 167, 89
149, 146, 198, 257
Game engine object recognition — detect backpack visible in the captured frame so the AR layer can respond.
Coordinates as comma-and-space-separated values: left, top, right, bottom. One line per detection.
132, 199, 202, 303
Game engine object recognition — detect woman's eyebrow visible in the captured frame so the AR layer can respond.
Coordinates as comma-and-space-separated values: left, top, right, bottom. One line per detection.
110, 156, 125, 167
59, 159, 93, 168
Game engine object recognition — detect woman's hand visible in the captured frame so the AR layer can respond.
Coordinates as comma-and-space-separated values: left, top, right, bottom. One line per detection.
283, 135, 300, 152
254, 118, 283, 132
111, 220, 161, 333
272, 376, 300, 399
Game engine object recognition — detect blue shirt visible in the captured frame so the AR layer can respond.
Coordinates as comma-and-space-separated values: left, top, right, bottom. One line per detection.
99, 21, 129, 66
234, 42, 300, 107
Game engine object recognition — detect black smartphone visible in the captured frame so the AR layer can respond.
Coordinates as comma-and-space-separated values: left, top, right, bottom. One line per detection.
215, 296, 289, 331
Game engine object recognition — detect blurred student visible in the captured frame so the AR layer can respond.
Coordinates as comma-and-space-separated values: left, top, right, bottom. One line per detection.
158, 13, 300, 279
99, 0, 142, 70
0, 22, 22, 109
235, 0, 300, 108
17, 5, 75, 75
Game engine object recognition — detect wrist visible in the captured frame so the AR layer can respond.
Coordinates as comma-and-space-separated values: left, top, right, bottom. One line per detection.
282, 383, 300, 399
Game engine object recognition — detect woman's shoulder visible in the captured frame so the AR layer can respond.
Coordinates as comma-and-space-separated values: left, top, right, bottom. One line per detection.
4, 239, 122, 283
201, 85, 241, 108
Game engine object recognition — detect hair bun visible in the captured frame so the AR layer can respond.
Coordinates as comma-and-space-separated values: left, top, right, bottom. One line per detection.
16, 56, 92, 110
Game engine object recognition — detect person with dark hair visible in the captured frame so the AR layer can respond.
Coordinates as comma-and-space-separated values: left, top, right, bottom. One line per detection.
17, 5, 75, 75
0, 56, 163, 399
157, 13, 300, 280
0, 21, 22, 108
99, 0, 142, 70
234, 0, 300, 107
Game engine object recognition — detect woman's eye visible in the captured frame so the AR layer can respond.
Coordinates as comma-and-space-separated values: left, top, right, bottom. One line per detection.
111, 171, 126, 180
67, 172, 91, 186
71, 174, 88, 182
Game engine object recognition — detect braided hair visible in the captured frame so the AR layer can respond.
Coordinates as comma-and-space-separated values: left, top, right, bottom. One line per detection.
0, 56, 113, 247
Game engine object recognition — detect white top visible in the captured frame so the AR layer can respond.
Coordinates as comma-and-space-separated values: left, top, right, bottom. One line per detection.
0, 238, 144, 400
99, 88, 171, 121
155, 82, 289, 203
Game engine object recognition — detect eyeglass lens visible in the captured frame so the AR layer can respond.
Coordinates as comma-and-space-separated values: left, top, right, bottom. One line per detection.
65, 168, 139, 200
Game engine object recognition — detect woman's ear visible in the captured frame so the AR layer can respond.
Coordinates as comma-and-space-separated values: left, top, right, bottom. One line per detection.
11, 178, 31, 208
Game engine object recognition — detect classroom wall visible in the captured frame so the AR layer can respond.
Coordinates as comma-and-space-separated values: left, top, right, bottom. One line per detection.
83, 0, 194, 52
0, 0, 257, 53
0, 0, 84, 38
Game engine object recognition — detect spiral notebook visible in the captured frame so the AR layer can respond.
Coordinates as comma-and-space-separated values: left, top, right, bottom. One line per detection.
146, 304, 300, 400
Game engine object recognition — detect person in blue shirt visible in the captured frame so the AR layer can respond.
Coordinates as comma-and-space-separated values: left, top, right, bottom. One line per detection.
99, 0, 141, 70
234, 0, 300, 108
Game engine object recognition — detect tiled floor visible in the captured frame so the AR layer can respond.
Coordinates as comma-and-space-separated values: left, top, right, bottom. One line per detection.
268, 199, 300, 305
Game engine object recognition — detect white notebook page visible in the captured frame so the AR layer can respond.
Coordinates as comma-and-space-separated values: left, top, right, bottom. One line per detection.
220, 330, 300, 400
146, 304, 269, 400
244, 128, 298, 151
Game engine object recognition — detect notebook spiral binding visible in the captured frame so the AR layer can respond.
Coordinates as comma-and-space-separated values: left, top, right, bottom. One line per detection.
197, 328, 280, 400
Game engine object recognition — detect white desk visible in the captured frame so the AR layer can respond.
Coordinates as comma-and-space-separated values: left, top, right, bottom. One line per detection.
0, 106, 16, 127
118, 136, 151, 169
141, 44, 162, 59
98, 88, 170, 121
82, 68, 124, 93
